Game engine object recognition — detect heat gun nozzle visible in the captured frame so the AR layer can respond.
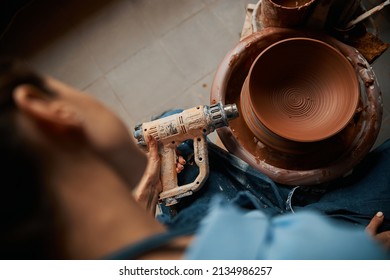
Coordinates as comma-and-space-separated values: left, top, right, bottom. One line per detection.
223, 103, 239, 120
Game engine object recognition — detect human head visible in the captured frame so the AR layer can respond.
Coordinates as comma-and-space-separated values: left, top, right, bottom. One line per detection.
0, 59, 148, 259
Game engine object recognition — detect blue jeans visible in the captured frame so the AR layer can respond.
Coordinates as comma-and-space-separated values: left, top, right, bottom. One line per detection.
296, 138, 390, 231
155, 111, 390, 233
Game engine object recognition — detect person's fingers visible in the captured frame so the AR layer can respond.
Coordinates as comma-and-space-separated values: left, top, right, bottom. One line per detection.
142, 135, 160, 182
366, 211, 384, 236
147, 135, 160, 162
175, 155, 186, 173
178, 156, 186, 165
176, 163, 184, 174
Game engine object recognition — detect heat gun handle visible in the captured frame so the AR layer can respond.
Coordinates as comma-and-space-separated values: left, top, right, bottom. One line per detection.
159, 135, 209, 206
159, 145, 179, 193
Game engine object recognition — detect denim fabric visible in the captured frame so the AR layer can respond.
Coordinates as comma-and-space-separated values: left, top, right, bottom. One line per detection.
295, 138, 390, 231
155, 110, 390, 233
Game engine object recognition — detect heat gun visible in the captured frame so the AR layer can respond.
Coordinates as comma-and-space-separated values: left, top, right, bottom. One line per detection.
134, 102, 239, 206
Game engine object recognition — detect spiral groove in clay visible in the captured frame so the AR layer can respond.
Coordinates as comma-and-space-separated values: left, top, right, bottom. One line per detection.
242, 37, 359, 143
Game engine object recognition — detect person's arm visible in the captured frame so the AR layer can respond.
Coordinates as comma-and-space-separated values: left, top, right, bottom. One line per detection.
366, 212, 390, 251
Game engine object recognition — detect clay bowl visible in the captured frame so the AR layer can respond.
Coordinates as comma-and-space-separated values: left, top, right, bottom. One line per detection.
241, 37, 360, 150
272, 0, 314, 7
210, 28, 383, 186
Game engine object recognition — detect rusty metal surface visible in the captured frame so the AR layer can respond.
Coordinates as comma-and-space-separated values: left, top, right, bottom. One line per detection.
211, 27, 382, 186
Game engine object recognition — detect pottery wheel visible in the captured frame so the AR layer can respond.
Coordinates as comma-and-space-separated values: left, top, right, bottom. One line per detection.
210, 27, 382, 186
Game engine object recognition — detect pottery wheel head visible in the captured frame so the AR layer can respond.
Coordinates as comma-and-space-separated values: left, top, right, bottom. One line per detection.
247, 37, 360, 142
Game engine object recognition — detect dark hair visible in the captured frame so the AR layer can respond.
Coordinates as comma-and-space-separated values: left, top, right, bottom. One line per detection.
0, 59, 57, 259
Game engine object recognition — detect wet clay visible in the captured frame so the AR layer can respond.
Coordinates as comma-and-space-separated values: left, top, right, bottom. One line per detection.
260, 0, 316, 28
211, 28, 382, 186
272, 0, 312, 8
241, 38, 359, 146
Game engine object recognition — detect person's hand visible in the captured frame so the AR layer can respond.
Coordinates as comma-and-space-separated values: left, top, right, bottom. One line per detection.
365, 212, 390, 251
133, 135, 186, 214
133, 135, 162, 214
176, 153, 186, 174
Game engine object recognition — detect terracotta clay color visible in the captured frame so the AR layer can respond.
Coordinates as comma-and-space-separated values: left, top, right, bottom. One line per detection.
211, 28, 383, 186
241, 37, 359, 145
273, 0, 313, 7
260, 0, 316, 28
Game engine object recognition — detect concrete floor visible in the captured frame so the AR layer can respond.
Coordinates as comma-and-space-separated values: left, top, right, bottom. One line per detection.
1, 0, 389, 149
